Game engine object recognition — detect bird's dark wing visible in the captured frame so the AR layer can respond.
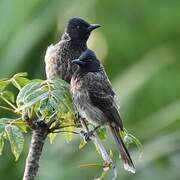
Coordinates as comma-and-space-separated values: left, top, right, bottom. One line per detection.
86, 70, 124, 130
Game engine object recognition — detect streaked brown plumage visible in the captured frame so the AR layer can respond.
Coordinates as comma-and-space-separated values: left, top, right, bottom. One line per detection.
71, 49, 135, 173
45, 17, 100, 82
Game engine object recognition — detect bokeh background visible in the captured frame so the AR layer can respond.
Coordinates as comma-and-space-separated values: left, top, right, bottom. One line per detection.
0, 0, 180, 179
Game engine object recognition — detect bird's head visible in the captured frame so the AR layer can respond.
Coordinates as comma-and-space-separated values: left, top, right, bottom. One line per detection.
72, 49, 101, 72
66, 17, 101, 43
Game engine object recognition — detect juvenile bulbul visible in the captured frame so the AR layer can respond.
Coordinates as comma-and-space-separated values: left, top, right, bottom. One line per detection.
70, 49, 135, 173
45, 17, 101, 82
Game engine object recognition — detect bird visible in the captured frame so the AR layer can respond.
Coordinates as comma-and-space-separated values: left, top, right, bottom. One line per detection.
70, 49, 135, 173
44, 17, 101, 83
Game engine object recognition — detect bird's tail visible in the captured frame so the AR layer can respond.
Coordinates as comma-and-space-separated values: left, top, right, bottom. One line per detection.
109, 124, 135, 174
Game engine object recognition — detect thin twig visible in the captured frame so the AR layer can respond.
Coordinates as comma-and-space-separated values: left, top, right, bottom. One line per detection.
49, 123, 81, 132
51, 130, 79, 135
79, 118, 117, 180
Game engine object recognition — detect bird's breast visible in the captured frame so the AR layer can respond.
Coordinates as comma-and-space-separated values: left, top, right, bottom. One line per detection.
71, 78, 107, 126
70, 77, 81, 94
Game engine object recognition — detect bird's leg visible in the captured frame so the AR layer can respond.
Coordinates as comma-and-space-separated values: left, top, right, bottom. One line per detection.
82, 125, 101, 142
79, 117, 91, 141
79, 117, 89, 132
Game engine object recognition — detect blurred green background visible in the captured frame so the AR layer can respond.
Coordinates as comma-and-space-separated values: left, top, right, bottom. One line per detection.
0, 0, 180, 179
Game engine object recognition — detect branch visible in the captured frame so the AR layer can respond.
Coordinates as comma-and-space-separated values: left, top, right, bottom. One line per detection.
80, 118, 117, 180
23, 122, 48, 180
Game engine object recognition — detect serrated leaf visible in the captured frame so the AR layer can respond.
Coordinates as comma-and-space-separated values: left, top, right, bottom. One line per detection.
0, 79, 10, 92
0, 91, 15, 103
15, 76, 76, 131
5, 125, 24, 161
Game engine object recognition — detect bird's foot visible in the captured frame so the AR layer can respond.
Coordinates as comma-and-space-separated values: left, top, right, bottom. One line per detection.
80, 125, 101, 142
80, 130, 94, 142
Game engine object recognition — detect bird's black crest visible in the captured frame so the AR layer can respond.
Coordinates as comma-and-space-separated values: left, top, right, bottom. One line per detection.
68, 17, 90, 28
72, 49, 101, 73
79, 49, 97, 61
65, 17, 100, 43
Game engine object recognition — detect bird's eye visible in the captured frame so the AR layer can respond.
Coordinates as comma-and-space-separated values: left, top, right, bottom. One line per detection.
76, 25, 80, 29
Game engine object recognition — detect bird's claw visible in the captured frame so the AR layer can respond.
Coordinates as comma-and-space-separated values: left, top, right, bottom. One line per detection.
80, 130, 94, 142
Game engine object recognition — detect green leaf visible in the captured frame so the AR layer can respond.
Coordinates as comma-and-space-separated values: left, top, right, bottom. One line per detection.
64, 126, 74, 143
11, 73, 43, 90
41, 77, 76, 123
0, 91, 15, 103
13, 77, 31, 88
48, 133, 57, 144
13, 72, 28, 78
0, 106, 14, 113
5, 125, 24, 161
79, 139, 87, 149
16, 82, 41, 107
127, 133, 143, 160
18, 92, 48, 111
50, 75, 69, 89
0, 79, 10, 91
16, 76, 76, 130
13, 119, 27, 133
25, 88, 48, 105
38, 99, 55, 119
97, 128, 107, 140
0, 118, 13, 124
121, 130, 143, 160
11, 72, 30, 89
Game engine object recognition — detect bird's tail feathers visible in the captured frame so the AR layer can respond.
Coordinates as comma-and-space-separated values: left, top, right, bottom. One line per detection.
109, 124, 135, 174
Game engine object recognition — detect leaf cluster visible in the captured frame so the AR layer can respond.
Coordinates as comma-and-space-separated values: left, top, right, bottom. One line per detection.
0, 72, 77, 160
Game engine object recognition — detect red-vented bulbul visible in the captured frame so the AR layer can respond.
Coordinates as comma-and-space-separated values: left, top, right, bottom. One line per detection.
70, 49, 135, 173
45, 17, 101, 82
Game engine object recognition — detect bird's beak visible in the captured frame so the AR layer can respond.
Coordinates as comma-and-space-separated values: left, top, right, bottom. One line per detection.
87, 24, 101, 32
72, 59, 85, 66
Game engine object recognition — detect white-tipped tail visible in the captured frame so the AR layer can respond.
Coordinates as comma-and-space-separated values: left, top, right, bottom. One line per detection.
109, 124, 135, 173
124, 163, 136, 174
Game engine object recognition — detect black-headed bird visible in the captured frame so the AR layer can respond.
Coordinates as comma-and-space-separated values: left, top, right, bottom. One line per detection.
45, 17, 101, 82
70, 49, 135, 173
